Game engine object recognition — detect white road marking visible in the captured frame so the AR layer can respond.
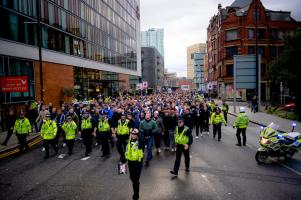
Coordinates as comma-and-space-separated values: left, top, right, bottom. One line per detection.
279, 163, 301, 176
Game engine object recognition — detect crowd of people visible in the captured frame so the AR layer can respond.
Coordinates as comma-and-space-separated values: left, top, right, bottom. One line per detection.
1, 92, 251, 200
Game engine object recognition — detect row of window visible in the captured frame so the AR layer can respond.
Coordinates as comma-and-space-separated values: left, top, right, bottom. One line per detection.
225, 63, 266, 77
226, 28, 290, 41
225, 45, 283, 59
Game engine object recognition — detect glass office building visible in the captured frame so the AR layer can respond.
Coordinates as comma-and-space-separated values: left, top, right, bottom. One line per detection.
0, 0, 141, 105
141, 28, 164, 58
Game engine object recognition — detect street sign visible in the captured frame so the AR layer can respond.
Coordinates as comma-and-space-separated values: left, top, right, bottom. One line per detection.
234, 55, 257, 89
0, 76, 29, 92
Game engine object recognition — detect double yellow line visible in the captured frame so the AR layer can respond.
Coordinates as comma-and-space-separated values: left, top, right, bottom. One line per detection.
0, 136, 43, 159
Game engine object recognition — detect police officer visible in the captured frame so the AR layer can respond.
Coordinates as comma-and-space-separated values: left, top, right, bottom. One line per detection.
97, 112, 113, 158
170, 117, 193, 176
221, 100, 229, 123
81, 111, 93, 156
13, 111, 31, 154
40, 113, 58, 159
210, 107, 227, 141
62, 115, 77, 156
233, 107, 249, 146
125, 128, 144, 200
114, 112, 132, 164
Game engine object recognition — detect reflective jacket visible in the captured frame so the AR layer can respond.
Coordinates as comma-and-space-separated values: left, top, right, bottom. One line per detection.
175, 126, 189, 145
62, 121, 77, 140
98, 119, 111, 132
125, 140, 143, 162
40, 120, 57, 139
117, 119, 130, 135
234, 112, 249, 128
210, 113, 227, 125
81, 117, 92, 130
13, 118, 31, 134
221, 104, 229, 113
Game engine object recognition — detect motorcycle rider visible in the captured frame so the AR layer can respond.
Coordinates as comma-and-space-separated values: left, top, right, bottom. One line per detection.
233, 107, 249, 146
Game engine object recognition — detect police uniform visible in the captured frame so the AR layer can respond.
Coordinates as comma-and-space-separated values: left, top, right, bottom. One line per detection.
125, 133, 144, 200
98, 117, 112, 157
234, 111, 249, 146
62, 120, 77, 155
170, 125, 193, 175
116, 119, 131, 163
221, 103, 229, 123
81, 116, 93, 156
13, 116, 31, 154
40, 118, 58, 158
210, 111, 227, 141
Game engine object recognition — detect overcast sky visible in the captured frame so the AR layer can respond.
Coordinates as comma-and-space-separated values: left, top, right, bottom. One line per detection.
140, 0, 301, 77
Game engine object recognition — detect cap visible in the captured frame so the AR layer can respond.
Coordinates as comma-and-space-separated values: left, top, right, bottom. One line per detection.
177, 117, 184, 122
131, 128, 139, 135
239, 107, 246, 112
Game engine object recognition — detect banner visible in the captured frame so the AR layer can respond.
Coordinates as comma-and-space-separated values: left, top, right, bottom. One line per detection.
0, 76, 29, 92
142, 81, 148, 89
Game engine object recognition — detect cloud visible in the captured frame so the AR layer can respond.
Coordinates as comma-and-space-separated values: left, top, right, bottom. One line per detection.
140, 0, 301, 77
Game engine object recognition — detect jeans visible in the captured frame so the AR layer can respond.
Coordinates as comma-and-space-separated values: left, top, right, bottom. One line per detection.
145, 136, 154, 161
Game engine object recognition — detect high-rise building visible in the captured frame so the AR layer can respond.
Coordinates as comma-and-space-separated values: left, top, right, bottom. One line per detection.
206, 0, 301, 100
0, 0, 141, 106
186, 43, 206, 79
192, 52, 206, 92
141, 28, 164, 58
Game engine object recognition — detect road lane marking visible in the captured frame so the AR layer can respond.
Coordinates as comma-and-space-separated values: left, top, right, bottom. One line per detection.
279, 163, 301, 176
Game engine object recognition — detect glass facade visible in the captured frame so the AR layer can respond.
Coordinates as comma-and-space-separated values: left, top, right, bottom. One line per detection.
0, 0, 139, 70
0, 55, 35, 103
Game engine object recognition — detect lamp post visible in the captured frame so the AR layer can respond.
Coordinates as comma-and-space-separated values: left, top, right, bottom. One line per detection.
37, 0, 44, 102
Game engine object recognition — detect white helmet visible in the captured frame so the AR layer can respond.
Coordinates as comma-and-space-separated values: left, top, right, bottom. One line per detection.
267, 122, 279, 131
239, 106, 246, 112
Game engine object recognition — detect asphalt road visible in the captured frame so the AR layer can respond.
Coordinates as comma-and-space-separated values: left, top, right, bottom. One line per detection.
0, 115, 301, 200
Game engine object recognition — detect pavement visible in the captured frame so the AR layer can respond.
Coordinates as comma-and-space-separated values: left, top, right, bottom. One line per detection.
0, 115, 301, 200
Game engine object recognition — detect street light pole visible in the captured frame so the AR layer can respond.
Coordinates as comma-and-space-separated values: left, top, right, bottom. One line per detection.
37, 0, 44, 102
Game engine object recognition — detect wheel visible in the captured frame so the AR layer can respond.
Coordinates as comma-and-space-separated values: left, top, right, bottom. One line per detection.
255, 151, 268, 164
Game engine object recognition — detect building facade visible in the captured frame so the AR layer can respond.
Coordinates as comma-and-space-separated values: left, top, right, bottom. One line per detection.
192, 52, 205, 92
0, 0, 141, 106
206, 0, 301, 100
141, 28, 164, 58
186, 43, 205, 79
141, 47, 164, 91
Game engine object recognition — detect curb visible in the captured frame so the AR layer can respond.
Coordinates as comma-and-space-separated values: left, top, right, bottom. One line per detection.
0, 135, 42, 159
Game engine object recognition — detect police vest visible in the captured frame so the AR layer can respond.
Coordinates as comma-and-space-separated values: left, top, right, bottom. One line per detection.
175, 126, 189, 145
117, 120, 130, 135
98, 119, 111, 132
81, 118, 92, 130
234, 113, 249, 128
210, 113, 225, 125
125, 140, 143, 162
41, 120, 57, 140
62, 121, 77, 140
14, 118, 31, 134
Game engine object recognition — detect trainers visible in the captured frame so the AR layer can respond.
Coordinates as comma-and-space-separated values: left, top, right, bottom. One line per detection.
185, 168, 190, 172
158, 148, 161, 153
62, 143, 66, 147
171, 148, 175, 152
170, 170, 178, 176
207, 132, 209, 135
41, 147, 45, 152
200, 133, 203, 137
196, 136, 199, 139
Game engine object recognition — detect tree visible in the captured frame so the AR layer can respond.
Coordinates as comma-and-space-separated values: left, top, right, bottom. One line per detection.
269, 31, 301, 119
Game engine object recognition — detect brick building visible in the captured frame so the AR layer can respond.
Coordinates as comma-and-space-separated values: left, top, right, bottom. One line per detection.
205, 0, 301, 100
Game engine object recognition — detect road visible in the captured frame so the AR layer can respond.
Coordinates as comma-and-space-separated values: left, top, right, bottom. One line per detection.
0, 115, 301, 200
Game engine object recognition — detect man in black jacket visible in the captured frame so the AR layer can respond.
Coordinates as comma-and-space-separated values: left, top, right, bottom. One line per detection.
170, 117, 193, 176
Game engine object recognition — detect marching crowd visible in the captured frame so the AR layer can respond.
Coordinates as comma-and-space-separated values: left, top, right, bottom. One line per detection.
1, 92, 250, 200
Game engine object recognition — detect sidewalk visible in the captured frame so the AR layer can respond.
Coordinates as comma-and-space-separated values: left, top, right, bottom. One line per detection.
227, 104, 301, 133
0, 130, 40, 153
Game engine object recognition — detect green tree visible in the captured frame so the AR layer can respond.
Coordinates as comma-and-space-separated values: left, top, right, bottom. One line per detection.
269, 31, 301, 119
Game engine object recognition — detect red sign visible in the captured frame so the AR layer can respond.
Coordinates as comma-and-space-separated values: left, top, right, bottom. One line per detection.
0, 76, 29, 92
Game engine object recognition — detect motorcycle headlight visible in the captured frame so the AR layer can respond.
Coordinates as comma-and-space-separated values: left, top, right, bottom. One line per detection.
261, 138, 270, 145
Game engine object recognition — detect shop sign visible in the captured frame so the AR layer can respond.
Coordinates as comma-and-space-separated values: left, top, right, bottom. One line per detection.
0, 76, 29, 92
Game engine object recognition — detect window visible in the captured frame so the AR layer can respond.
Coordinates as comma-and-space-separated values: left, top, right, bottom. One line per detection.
270, 29, 277, 40
248, 29, 255, 39
258, 29, 266, 40
226, 29, 239, 41
253, 10, 260, 20
258, 46, 265, 56
261, 63, 266, 76
248, 46, 255, 54
226, 64, 233, 77
269, 46, 277, 57
225, 46, 238, 59
279, 30, 284, 40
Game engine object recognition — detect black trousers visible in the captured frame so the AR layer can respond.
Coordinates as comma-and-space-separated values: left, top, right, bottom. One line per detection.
154, 132, 162, 149
195, 122, 203, 136
16, 134, 29, 153
236, 128, 247, 145
82, 129, 92, 155
163, 130, 170, 147
3, 128, 13, 145
66, 139, 75, 155
44, 139, 58, 157
100, 131, 111, 156
173, 144, 190, 173
223, 112, 228, 123
213, 124, 222, 140
204, 119, 209, 132
128, 161, 143, 200
55, 126, 65, 145
117, 134, 129, 163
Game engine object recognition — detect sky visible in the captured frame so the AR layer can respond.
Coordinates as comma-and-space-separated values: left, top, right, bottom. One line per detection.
140, 0, 301, 77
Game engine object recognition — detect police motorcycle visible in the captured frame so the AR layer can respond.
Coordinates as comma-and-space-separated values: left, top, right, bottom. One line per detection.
255, 122, 301, 164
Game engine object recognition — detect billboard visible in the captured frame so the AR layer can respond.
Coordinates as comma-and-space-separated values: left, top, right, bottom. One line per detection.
0, 76, 29, 92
